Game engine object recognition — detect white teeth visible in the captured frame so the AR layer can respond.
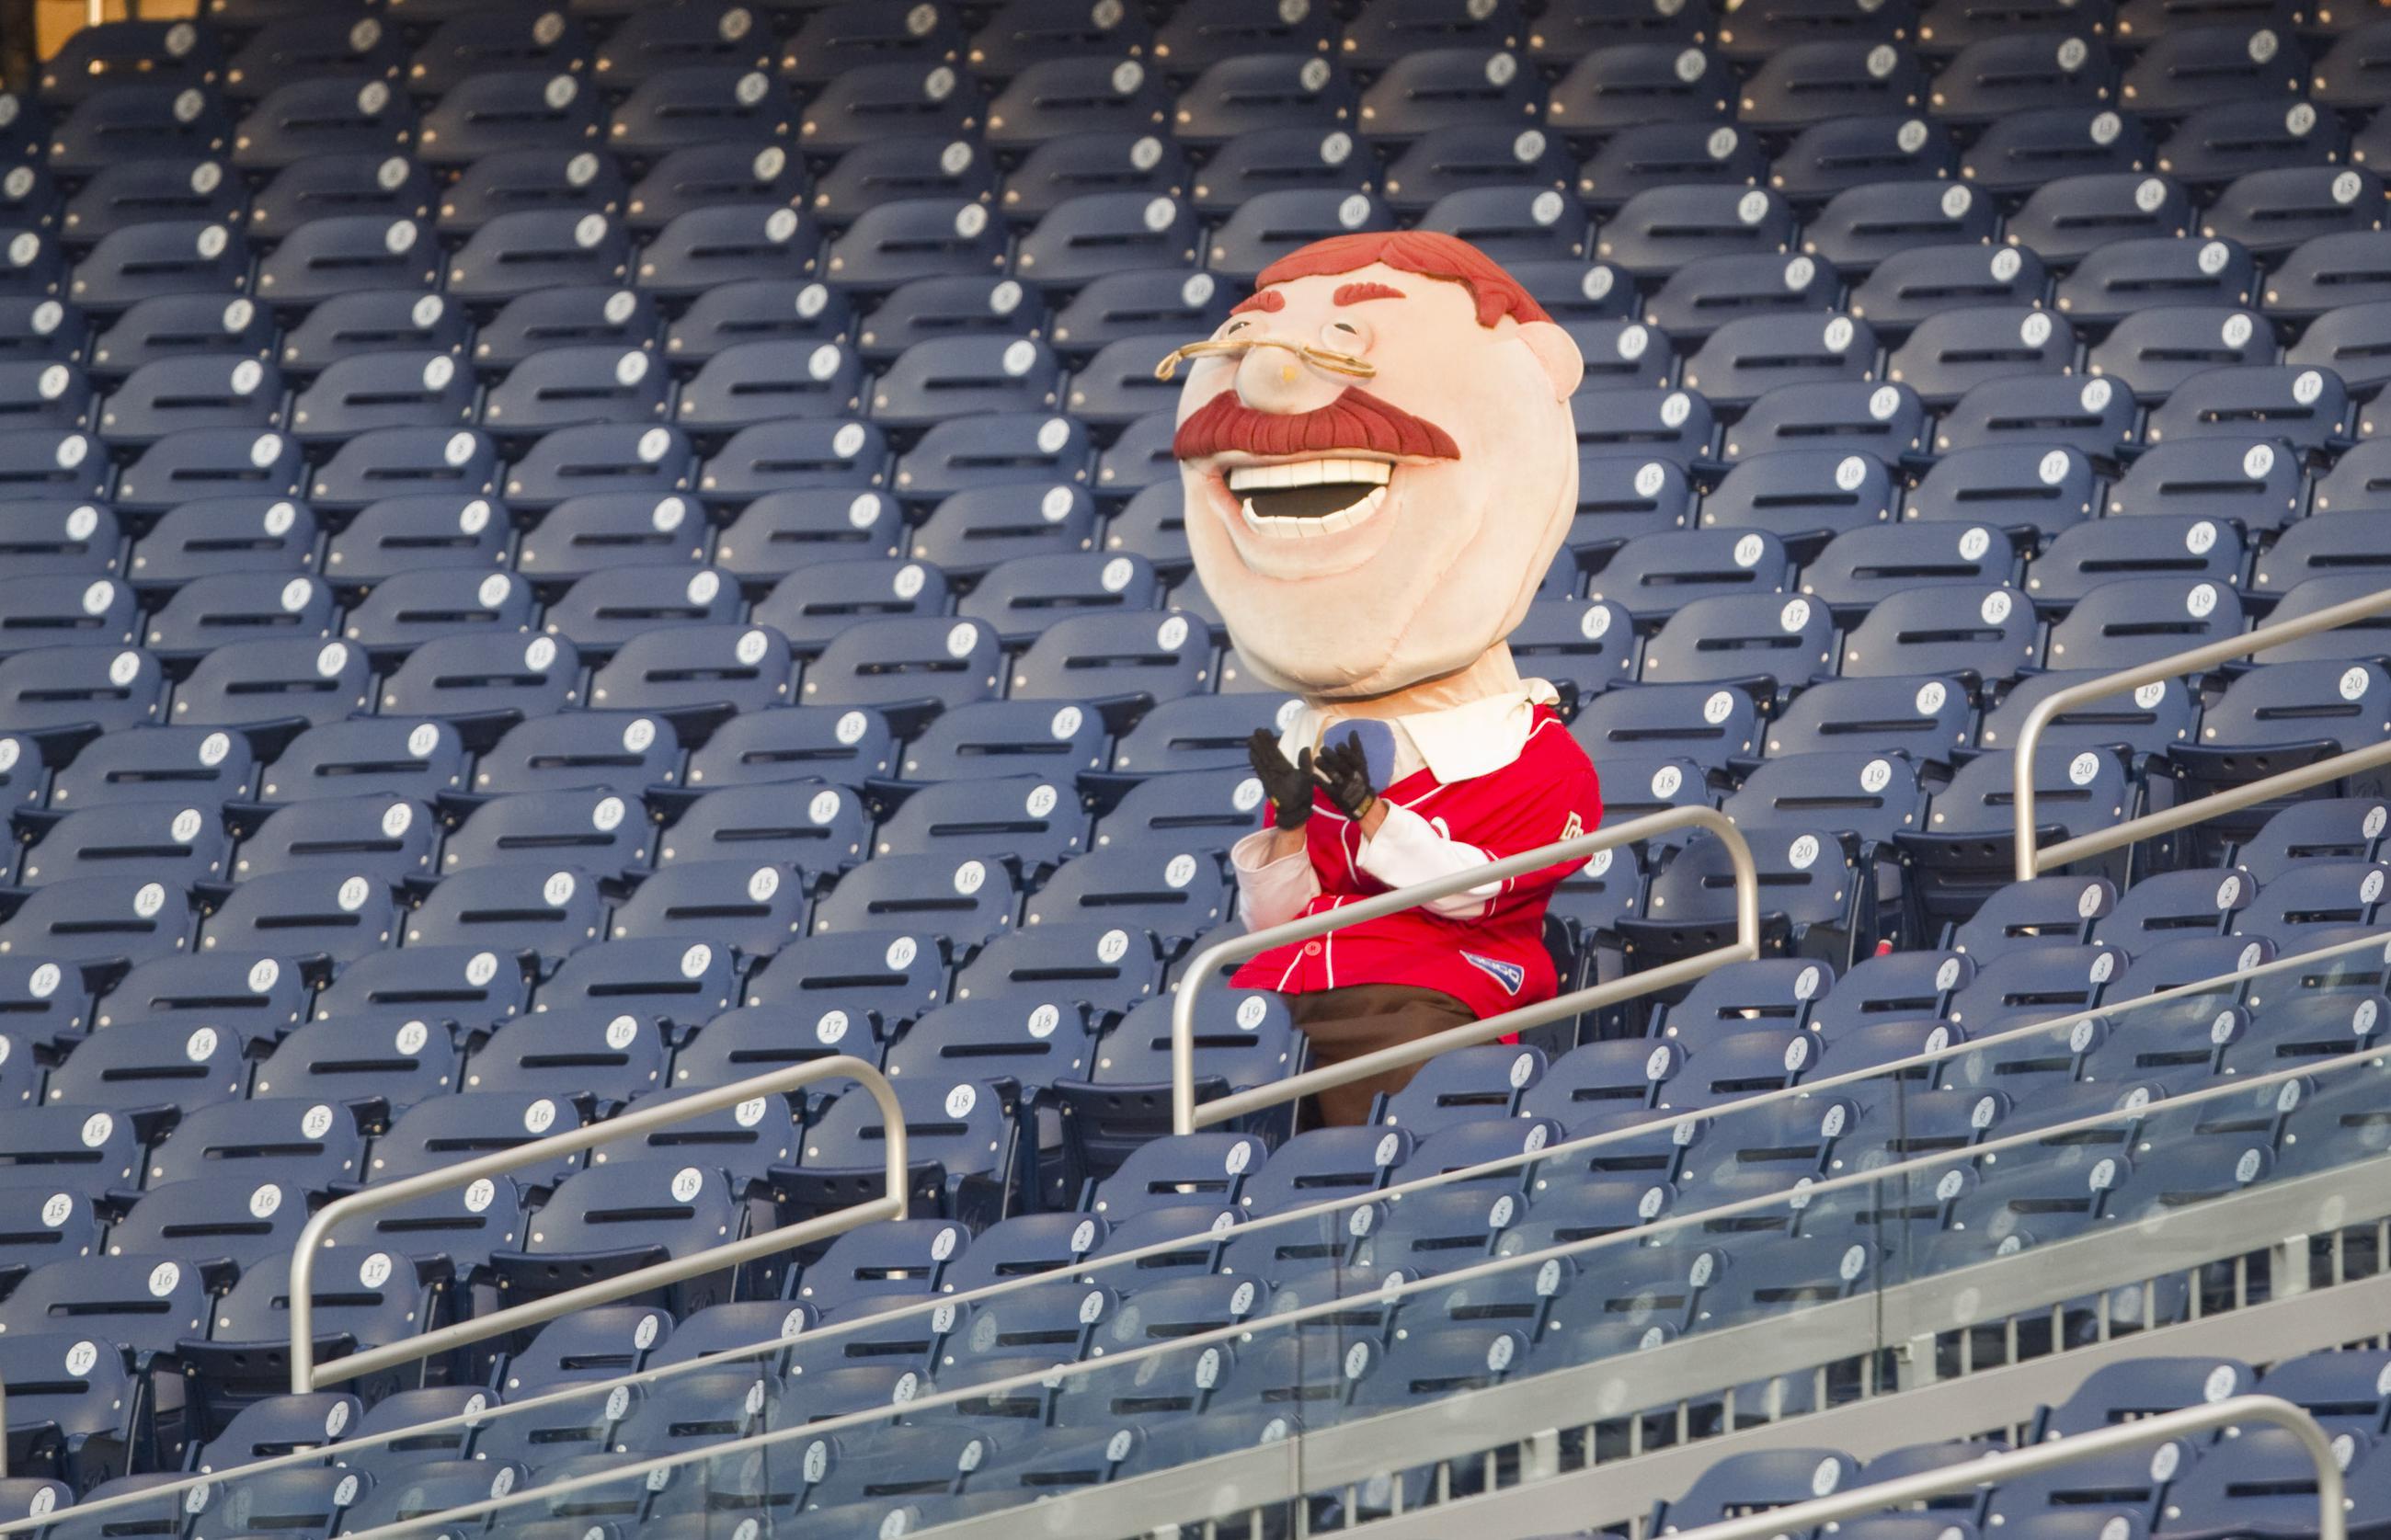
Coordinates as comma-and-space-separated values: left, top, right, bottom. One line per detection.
1224, 459, 1392, 492
1239, 484, 1389, 541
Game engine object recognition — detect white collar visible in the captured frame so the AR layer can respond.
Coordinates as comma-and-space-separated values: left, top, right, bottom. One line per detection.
1280, 679, 1561, 786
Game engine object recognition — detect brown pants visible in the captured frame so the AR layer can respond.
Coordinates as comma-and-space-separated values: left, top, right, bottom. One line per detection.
1287, 983, 1478, 1128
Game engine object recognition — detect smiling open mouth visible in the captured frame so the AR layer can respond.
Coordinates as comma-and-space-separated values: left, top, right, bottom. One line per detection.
1225, 459, 1391, 538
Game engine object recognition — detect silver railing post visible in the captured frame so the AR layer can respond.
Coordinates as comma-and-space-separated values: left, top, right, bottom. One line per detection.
1170, 805, 1761, 1135
286, 1055, 906, 1393
1671, 1395, 2346, 1540
2013, 585, 2391, 882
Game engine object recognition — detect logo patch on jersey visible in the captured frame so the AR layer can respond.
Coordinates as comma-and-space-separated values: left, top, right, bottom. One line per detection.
1560, 812, 1584, 841
1462, 952, 1526, 996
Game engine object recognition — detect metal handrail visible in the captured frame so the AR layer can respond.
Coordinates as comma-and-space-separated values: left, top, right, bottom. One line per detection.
1171, 804, 1760, 1134
16, 930, 2380, 1539
285, 1055, 907, 1392
1674, 1394, 2347, 1540
345, 1031, 2387, 1539
2013, 583, 2391, 882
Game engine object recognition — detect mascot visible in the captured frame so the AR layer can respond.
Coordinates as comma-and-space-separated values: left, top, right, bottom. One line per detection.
1166, 231, 1604, 1126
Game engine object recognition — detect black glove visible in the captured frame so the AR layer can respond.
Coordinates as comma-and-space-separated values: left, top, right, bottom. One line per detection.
1245, 728, 1314, 829
1311, 731, 1379, 821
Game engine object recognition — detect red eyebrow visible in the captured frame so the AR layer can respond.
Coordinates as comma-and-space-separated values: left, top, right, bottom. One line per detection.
1228, 291, 1285, 315
1333, 282, 1407, 305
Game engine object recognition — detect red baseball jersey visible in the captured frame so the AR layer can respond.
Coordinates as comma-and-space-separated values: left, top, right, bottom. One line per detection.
1232, 706, 1603, 1021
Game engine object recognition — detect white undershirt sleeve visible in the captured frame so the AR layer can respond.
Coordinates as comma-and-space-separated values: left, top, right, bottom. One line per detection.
1230, 828, 1322, 930
1357, 803, 1500, 919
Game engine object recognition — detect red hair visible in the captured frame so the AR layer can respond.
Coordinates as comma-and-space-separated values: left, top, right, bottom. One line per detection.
1251, 231, 1551, 328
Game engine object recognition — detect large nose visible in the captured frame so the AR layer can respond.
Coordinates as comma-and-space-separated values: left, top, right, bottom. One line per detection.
1232, 338, 1346, 416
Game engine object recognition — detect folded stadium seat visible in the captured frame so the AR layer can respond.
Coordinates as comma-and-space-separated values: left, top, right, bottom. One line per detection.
373, 632, 579, 737
2231, 798, 2390, 888
1047, 272, 1225, 364
470, 711, 683, 804
1561, 456, 1694, 566
2087, 305, 2277, 403
232, 77, 418, 174
1747, 41, 1930, 135
1585, 530, 1790, 625
489, 1157, 744, 1319
0, 496, 117, 585
1643, 252, 1840, 346
0, 228, 65, 301
1352, 44, 1541, 143
62, 159, 244, 252
1961, 106, 2156, 199
97, 354, 283, 452
2168, 1425, 2391, 1534
2252, 506, 2391, 598
807, 132, 999, 234
0, 296, 87, 367
244, 153, 435, 247
2292, 303, 2391, 415
603, 63, 797, 164
1699, 448, 1898, 561
1626, 823, 1868, 966
2262, 232, 2391, 333
39, 724, 247, 821
336, 1461, 532, 1536
1009, 611, 1211, 722
1899, 747, 2135, 923
817, 196, 1012, 297
1567, 318, 1678, 394
779, 0, 957, 86
701, 418, 891, 507
1543, 43, 1734, 146
950, 918, 1165, 1014
47, 86, 234, 179
2125, 20, 2310, 116
309, 944, 530, 1038
1019, 845, 1227, 948
1052, 333, 1173, 430
506, 427, 696, 519
1101, 481, 1196, 579
869, 336, 1063, 435
749, 557, 948, 656
797, 59, 982, 161
1381, 127, 1573, 222
1760, 674, 1977, 770
663, 279, 851, 371
675, 1000, 881, 1089
141, 569, 335, 662
672, 707, 896, 803
851, 276, 1043, 369
811, 853, 1019, 960
882, 699, 1109, 789
223, 10, 403, 99
2172, 656, 2391, 804
2152, 363, 2352, 456
622, 143, 805, 238
401, 864, 606, 977
529, 939, 739, 1035
1, 1256, 209, 1395
1014, 192, 1203, 291
107, 1177, 310, 1300
579, 622, 793, 737
413, 72, 603, 171
1932, 372, 2140, 460
778, 1076, 1017, 1228
18, 799, 227, 891
167, 634, 370, 736
892, 413, 1092, 508
1413, 185, 1590, 267
43, 1020, 248, 1130
1573, 390, 1717, 472
1681, 313, 1881, 412
1772, 114, 1964, 206
83, 296, 274, 398
2205, 165, 2384, 260
1600, 186, 1796, 279
442, 211, 634, 314
1802, 519, 2018, 624
1215, 188, 1401, 285
464, 289, 656, 381
1725, 749, 1930, 851
1999, 175, 2191, 277
40, 18, 223, 107
2042, 574, 2245, 672
196, 867, 399, 971
635, 205, 818, 306
479, 345, 671, 444
0, 644, 168, 752
1934, 34, 2118, 130
232, 793, 439, 890
0, 572, 133, 658
143, 1093, 367, 1191
2250, 573, 2391, 664
607, 858, 811, 960
284, 354, 476, 447
2163, 97, 2348, 188
255, 717, 467, 807
0, 1095, 140, 1196
905, 484, 1094, 578
276, 293, 468, 385
650, 782, 865, 879
543, 565, 742, 657
984, 56, 1172, 156
340, 566, 533, 656
1499, 597, 1637, 705
2054, 235, 2259, 329
253, 214, 440, 311
1857, 254, 2054, 360
1180, 123, 1373, 218
2102, 437, 2303, 534
2023, 534, 2235, 652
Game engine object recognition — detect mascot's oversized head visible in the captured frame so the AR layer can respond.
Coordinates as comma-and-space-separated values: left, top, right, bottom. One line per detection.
1169, 231, 1584, 702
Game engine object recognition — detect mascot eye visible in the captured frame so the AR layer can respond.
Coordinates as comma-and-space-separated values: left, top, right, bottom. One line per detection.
1320, 318, 1370, 353
1217, 317, 1255, 340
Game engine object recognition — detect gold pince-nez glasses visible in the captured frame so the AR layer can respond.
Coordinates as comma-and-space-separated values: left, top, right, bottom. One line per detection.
1151, 333, 1377, 383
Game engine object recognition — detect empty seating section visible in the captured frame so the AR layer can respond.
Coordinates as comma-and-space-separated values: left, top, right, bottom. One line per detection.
1, 0, 2390, 1535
